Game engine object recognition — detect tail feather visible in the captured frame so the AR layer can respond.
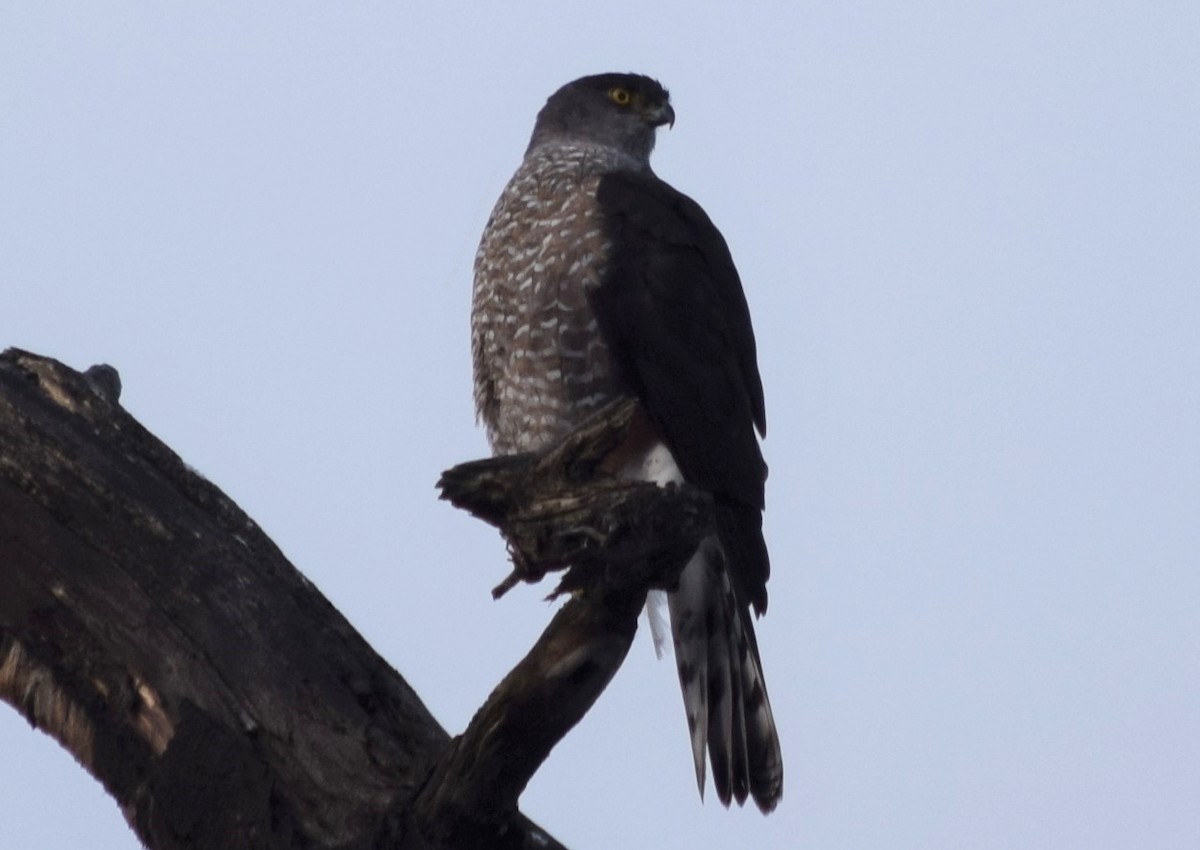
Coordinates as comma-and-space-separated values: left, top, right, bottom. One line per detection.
644, 589, 672, 659
668, 538, 783, 813
708, 576, 751, 806
623, 441, 781, 810
667, 556, 711, 797
725, 614, 751, 806
741, 619, 782, 811
703, 570, 735, 805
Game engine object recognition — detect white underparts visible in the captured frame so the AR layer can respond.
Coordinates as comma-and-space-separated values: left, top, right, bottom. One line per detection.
623, 439, 683, 487
625, 440, 684, 655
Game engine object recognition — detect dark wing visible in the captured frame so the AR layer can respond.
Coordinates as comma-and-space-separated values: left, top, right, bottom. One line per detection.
593, 170, 771, 614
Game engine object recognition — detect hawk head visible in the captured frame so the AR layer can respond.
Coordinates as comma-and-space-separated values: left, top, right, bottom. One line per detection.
526, 73, 675, 163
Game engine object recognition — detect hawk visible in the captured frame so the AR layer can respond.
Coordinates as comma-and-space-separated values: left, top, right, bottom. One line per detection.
471, 73, 782, 812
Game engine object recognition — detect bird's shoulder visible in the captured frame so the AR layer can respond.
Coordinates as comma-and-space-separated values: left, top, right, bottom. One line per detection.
596, 169, 730, 254
594, 168, 766, 435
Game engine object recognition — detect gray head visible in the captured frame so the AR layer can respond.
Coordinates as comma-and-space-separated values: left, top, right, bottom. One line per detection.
526, 73, 675, 163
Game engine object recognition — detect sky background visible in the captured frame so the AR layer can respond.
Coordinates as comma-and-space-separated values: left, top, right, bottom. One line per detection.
2, 2, 1198, 848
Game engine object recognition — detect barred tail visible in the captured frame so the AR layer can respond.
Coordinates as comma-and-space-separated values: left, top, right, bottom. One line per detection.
667, 538, 783, 812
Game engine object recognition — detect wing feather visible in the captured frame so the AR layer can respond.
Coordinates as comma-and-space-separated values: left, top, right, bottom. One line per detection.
593, 170, 770, 612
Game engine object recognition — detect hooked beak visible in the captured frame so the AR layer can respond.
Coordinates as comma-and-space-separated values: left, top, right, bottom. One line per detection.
645, 101, 675, 129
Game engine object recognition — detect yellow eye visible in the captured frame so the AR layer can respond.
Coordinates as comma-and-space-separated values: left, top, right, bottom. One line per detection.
608, 86, 632, 106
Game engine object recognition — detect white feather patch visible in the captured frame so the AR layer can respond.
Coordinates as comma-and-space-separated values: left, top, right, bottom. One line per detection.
644, 589, 671, 659
629, 441, 682, 661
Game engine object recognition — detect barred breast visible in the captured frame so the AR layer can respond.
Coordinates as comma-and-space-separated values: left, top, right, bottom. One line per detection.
472, 144, 632, 455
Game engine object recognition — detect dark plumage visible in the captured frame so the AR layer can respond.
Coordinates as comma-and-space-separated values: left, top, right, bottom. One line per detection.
592, 169, 770, 614
472, 73, 782, 812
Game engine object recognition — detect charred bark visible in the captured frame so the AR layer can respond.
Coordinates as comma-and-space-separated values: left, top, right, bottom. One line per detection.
0, 350, 710, 849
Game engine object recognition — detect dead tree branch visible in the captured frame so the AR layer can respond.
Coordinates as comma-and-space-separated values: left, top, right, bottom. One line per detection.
0, 349, 711, 849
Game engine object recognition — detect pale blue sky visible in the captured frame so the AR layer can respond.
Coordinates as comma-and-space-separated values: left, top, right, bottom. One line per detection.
2, 2, 1198, 848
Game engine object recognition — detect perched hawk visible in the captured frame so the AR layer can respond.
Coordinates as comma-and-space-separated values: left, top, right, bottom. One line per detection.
471, 73, 782, 812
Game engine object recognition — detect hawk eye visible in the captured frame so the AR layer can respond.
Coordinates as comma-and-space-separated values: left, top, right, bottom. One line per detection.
608, 86, 632, 106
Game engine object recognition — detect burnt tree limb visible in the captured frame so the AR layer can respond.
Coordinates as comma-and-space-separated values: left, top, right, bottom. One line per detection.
436, 397, 711, 601
0, 349, 711, 850
409, 405, 710, 846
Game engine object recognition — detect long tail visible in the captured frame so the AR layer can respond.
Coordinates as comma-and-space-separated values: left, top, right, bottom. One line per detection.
667, 537, 783, 812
